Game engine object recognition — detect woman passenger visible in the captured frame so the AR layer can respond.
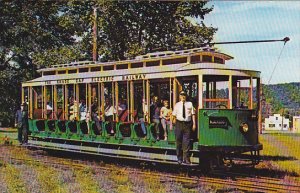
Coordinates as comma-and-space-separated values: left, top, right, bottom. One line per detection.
104, 98, 116, 134
160, 100, 172, 140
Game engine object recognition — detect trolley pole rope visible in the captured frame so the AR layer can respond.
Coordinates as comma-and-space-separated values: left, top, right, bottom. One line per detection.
212, 37, 290, 45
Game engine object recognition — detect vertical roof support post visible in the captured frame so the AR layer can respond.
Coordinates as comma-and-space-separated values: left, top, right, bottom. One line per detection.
43, 86, 46, 119
22, 87, 24, 105
198, 74, 203, 110
65, 85, 69, 120
228, 75, 232, 109
250, 77, 253, 109
169, 78, 172, 108
130, 81, 134, 121
100, 83, 105, 121
29, 86, 33, 119
52, 85, 54, 119
172, 78, 177, 108
98, 83, 101, 118
146, 80, 150, 123
115, 82, 119, 122
258, 78, 262, 134
54, 85, 57, 119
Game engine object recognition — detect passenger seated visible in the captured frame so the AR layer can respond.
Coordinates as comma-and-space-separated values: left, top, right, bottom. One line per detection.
47, 102, 53, 110
91, 98, 102, 133
118, 98, 127, 111
69, 100, 78, 121
79, 99, 87, 121
160, 100, 172, 140
118, 98, 127, 119
104, 98, 116, 134
137, 102, 146, 136
240, 101, 247, 109
86, 110, 90, 133
46, 102, 53, 118
150, 96, 161, 140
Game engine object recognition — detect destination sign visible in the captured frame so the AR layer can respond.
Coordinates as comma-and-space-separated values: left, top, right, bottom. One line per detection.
209, 116, 230, 129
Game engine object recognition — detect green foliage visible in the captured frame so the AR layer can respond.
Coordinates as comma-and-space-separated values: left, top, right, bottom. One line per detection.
263, 85, 283, 113
0, 0, 78, 125
32, 44, 87, 68
263, 83, 300, 114
94, 1, 217, 61
0, 1, 216, 125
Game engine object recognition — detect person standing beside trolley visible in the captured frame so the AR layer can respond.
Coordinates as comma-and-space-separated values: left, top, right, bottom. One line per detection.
21, 102, 29, 144
15, 104, 23, 145
172, 90, 196, 165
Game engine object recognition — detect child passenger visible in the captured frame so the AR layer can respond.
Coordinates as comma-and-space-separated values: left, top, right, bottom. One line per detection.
160, 100, 172, 140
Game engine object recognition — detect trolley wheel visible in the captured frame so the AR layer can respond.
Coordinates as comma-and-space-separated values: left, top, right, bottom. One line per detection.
199, 154, 214, 173
251, 150, 260, 166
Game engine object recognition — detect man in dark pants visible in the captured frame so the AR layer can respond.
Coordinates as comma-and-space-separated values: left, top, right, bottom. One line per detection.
15, 104, 23, 144
172, 91, 196, 165
22, 102, 29, 144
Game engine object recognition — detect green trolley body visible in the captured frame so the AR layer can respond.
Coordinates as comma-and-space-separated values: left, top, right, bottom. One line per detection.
22, 46, 264, 165
198, 109, 262, 153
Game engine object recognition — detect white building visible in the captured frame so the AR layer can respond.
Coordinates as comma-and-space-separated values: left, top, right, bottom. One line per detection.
293, 116, 300, 133
264, 114, 289, 131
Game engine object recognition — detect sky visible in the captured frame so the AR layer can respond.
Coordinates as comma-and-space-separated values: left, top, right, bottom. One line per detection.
198, 1, 300, 85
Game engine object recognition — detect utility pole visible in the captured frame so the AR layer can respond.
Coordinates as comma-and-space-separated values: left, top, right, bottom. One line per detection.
92, 7, 98, 62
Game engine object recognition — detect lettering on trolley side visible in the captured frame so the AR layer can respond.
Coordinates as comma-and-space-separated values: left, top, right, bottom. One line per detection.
122, 74, 146, 81
208, 116, 231, 129
45, 81, 51, 85
92, 76, 114, 82
76, 78, 84, 83
57, 79, 69, 84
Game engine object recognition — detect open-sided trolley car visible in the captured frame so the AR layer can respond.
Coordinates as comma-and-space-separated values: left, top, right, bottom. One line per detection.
22, 47, 262, 167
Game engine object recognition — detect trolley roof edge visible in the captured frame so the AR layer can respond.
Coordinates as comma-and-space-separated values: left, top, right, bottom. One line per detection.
22, 65, 260, 87
36, 48, 233, 73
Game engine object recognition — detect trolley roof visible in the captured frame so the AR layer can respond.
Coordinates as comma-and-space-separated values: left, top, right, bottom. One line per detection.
23, 47, 261, 87
37, 47, 232, 72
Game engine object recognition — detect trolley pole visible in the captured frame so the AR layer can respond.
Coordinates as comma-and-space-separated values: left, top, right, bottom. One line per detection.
92, 7, 98, 62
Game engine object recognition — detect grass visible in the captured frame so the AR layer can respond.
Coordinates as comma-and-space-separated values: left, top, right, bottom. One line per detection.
1, 130, 300, 192
259, 133, 300, 180
35, 165, 67, 193
2, 164, 27, 193
73, 166, 100, 192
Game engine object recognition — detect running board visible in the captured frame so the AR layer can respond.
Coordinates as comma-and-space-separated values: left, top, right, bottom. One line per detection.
27, 140, 199, 166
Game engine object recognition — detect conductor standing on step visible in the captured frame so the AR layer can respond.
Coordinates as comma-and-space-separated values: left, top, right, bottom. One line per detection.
172, 90, 196, 165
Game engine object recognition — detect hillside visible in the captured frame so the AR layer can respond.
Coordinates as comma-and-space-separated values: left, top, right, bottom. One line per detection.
263, 82, 300, 113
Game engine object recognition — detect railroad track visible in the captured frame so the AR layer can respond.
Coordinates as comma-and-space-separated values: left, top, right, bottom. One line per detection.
1, 145, 300, 192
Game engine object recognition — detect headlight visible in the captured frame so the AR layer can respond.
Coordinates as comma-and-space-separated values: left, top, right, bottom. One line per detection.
241, 123, 249, 132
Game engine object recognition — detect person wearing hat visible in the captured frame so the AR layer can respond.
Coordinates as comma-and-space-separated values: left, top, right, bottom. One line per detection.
172, 90, 196, 165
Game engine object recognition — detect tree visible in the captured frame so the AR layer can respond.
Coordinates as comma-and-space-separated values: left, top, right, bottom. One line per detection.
0, 0, 79, 125
63, 1, 216, 61
0, 1, 216, 125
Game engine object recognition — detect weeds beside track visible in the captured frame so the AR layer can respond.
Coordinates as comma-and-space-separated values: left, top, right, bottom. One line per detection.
1, 145, 299, 192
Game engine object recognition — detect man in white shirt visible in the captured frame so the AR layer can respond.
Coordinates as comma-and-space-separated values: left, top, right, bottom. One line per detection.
172, 90, 196, 165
